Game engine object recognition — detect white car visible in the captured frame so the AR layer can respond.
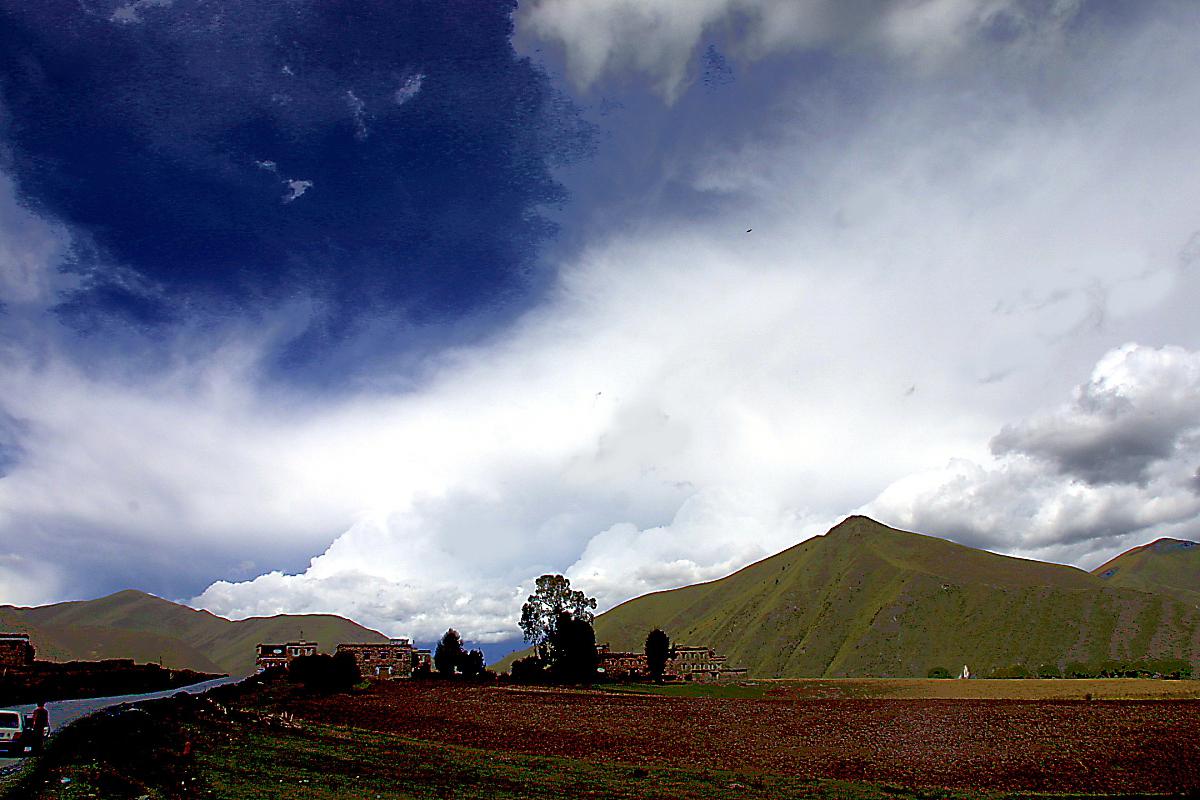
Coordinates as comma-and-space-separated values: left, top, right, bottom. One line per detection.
0, 709, 43, 757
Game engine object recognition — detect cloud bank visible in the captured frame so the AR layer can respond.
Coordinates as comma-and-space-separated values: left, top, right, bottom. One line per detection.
1, 2, 1199, 644
521, 0, 1085, 98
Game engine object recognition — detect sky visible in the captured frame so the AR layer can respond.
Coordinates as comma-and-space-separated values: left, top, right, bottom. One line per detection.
1, 0, 1199, 646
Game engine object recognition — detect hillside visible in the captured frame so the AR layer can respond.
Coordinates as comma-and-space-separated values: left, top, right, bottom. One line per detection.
0, 590, 389, 676
1092, 538, 1200, 606
589, 516, 1200, 678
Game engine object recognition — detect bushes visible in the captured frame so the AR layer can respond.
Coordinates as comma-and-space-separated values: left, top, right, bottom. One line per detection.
509, 655, 547, 684
1036, 663, 1062, 679
983, 659, 1195, 679
927, 666, 952, 679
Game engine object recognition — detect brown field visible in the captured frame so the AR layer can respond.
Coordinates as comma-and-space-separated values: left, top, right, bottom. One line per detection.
273, 680, 1200, 795
757, 677, 1200, 700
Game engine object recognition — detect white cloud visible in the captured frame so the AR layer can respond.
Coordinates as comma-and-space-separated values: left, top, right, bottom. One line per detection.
283, 179, 313, 203
0, 553, 62, 607
110, 0, 173, 25
394, 74, 424, 106
520, 0, 1083, 98
0, 176, 70, 307
564, 488, 821, 611
346, 90, 368, 140
864, 343, 1200, 568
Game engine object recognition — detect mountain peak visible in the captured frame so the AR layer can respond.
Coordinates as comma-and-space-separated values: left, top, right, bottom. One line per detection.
1091, 536, 1200, 606
824, 515, 891, 536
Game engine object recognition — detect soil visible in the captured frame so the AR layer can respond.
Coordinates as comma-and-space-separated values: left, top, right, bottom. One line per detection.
273, 681, 1200, 794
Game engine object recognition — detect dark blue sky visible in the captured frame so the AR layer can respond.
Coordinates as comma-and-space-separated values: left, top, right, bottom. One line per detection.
0, 0, 590, 371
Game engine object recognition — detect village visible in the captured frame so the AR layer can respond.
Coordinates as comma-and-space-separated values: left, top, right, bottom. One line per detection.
254, 636, 748, 683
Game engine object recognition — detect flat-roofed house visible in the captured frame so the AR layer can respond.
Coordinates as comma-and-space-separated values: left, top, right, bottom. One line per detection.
670, 645, 747, 683
336, 639, 415, 679
0, 633, 34, 669
595, 643, 649, 681
255, 640, 317, 672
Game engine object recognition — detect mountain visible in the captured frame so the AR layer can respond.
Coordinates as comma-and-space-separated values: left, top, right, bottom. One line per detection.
0, 590, 389, 676
587, 516, 1200, 678
1092, 538, 1200, 606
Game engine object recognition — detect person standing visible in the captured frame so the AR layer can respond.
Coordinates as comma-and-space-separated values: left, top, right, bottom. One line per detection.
29, 701, 48, 755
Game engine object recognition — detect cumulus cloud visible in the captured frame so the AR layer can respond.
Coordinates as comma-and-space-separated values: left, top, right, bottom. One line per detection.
520, 0, 1083, 98
991, 344, 1200, 485
866, 344, 1200, 567
563, 489, 818, 611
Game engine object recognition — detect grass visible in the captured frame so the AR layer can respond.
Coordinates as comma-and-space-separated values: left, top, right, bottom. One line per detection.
199, 721, 977, 800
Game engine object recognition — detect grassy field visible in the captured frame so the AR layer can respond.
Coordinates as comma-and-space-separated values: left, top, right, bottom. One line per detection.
6, 678, 1199, 799
1, 695, 1001, 800
605, 677, 1200, 701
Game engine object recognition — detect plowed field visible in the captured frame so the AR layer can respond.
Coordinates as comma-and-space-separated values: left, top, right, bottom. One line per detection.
279, 682, 1200, 794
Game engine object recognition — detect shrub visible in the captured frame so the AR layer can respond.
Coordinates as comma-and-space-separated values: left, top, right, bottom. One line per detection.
509, 655, 547, 684
927, 666, 952, 679
1036, 663, 1062, 679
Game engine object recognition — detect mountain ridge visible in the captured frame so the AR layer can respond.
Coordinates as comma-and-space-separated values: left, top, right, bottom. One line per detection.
0, 589, 389, 676
588, 516, 1200, 678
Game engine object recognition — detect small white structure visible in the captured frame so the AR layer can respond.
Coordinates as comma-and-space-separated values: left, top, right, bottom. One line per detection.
959, 664, 971, 679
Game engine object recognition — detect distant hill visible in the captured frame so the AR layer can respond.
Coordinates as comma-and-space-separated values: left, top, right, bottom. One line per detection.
0, 590, 389, 676
1092, 538, 1200, 606
584, 516, 1200, 678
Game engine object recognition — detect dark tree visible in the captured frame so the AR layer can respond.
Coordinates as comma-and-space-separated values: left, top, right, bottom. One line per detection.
461, 649, 486, 679
548, 611, 598, 684
509, 655, 546, 684
645, 628, 670, 683
434, 628, 466, 677
332, 651, 361, 688
519, 574, 596, 661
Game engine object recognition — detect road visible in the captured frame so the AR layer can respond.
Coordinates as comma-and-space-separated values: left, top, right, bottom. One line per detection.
0, 675, 242, 771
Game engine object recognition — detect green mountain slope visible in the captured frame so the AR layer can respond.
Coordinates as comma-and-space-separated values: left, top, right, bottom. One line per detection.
0, 590, 389, 676
1092, 538, 1200, 606
591, 516, 1200, 678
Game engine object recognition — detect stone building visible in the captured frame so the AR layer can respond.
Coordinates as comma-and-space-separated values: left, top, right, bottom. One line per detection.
670, 645, 747, 683
254, 640, 317, 672
336, 639, 416, 679
0, 633, 34, 669
595, 643, 648, 681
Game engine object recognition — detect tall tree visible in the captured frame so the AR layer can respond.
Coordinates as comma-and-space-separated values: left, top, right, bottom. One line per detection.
519, 574, 597, 661
645, 628, 670, 683
461, 649, 487, 679
548, 611, 598, 684
434, 628, 466, 677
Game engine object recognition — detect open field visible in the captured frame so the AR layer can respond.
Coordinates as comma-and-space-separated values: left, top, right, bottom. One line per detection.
0, 694, 1021, 800
270, 680, 1200, 795
6, 678, 1199, 798
605, 677, 1200, 701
